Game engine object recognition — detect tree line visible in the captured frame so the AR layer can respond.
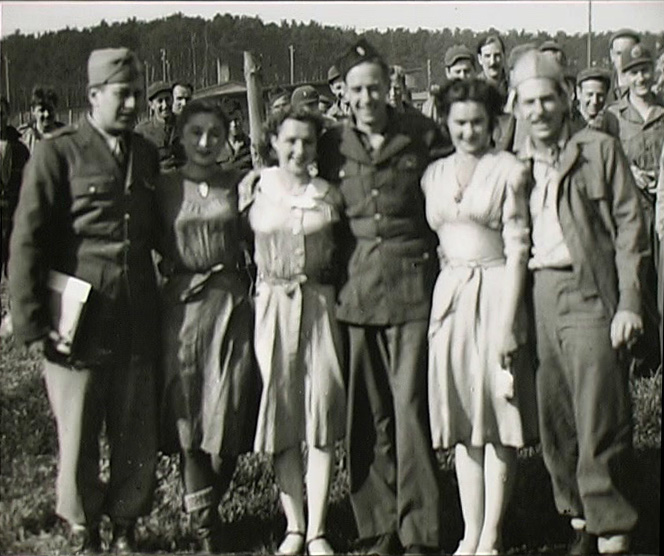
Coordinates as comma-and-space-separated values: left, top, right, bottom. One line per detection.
2, 11, 661, 114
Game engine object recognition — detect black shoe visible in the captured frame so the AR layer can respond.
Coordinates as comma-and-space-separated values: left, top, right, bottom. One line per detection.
366, 532, 404, 555
69, 525, 102, 555
570, 529, 597, 555
110, 523, 136, 554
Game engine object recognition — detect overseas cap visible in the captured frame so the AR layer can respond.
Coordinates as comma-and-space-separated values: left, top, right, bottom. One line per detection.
511, 50, 565, 89
146, 81, 172, 101
327, 65, 341, 83
291, 85, 320, 108
335, 38, 385, 79
445, 44, 474, 68
576, 67, 612, 88
610, 28, 641, 46
620, 44, 653, 73
87, 48, 142, 87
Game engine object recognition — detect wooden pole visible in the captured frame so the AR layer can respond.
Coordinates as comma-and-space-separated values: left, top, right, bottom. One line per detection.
587, 0, 592, 66
244, 51, 266, 169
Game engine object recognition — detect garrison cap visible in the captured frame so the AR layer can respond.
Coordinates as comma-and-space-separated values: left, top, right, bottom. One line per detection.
87, 48, 142, 87
335, 38, 386, 79
327, 65, 341, 83
445, 44, 474, 67
511, 50, 565, 89
609, 28, 641, 46
620, 44, 653, 73
576, 67, 612, 88
291, 85, 320, 108
146, 81, 172, 101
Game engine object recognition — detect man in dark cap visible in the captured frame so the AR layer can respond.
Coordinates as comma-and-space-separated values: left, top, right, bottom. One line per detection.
9, 47, 160, 554
268, 86, 291, 116
217, 99, 252, 172
135, 80, 178, 170
608, 45, 663, 376
609, 28, 641, 102
444, 44, 475, 81
326, 64, 350, 121
318, 37, 450, 555
573, 67, 620, 136
291, 84, 321, 112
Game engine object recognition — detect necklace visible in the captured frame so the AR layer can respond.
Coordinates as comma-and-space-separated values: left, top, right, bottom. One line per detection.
453, 154, 479, 204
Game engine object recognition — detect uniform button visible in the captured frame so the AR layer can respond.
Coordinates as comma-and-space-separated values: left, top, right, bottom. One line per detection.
374, 213, 382, 221
89, 186, 96, 194
371, 189, 379, 197
124, 213, 130, 221
339, 169, 346, 178
375, 236, 383, 244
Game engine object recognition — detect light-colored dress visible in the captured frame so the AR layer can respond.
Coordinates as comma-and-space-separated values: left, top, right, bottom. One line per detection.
421, 150, 538, 449
251, 167, 346, 454
157, 169, 258, 456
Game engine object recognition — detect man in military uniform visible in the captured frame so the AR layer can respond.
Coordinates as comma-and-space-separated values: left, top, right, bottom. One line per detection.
318, 38, 450, 555
573, 67, 620, 136
513, 50, 648, 555
135, 80, 178, 171
9, 48, 160, 554
608, 28, 641, 103
476, 34, 509, 101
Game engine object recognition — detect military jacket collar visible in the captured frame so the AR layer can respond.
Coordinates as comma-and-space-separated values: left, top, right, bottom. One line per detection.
614, 95, 664, 128
340, 107, 413, 165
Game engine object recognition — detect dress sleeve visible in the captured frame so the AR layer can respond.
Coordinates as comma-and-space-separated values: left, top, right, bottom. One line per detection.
501, 159, 531, 264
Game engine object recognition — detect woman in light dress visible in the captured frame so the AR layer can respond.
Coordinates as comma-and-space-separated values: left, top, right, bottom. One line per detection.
421, 79, 538, 555
250, 106, 346, 556
156, 99, 258, 553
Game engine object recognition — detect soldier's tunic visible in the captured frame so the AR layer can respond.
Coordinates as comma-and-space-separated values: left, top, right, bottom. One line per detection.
135, 116, 180, 171
9, 116, 160, 526
318, 108, 450, 548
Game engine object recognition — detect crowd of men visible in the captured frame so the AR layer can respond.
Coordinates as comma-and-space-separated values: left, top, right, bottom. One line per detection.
0, 24, 662, 556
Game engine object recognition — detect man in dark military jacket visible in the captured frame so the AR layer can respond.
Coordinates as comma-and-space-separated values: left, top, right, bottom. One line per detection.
135, 80, 179, 171
9, 48, 160, 554
318, 38, 451, 555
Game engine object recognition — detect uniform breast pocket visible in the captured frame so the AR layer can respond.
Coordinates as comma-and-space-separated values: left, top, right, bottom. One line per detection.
69, 176, 121, 235
395, 251, 435, 305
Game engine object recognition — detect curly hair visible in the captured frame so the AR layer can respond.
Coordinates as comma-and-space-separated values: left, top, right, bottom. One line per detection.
436, 78, 504, 132
176, 98, 230, 136
258, 104, 325, 164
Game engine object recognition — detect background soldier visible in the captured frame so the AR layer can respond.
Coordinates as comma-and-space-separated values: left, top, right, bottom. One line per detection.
9, 48, 161, 554
18, 86, 66, 153
172, 81, 193, 115
135, 80, 178, 170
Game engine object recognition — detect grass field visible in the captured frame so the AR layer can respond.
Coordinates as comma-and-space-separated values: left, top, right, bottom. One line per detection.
1, 287, 661, 555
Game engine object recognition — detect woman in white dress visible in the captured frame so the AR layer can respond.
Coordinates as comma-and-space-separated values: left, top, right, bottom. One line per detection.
250, 107, 346, 556
421, 79, 538, 555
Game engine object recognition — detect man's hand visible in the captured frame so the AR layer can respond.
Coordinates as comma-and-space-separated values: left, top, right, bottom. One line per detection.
497, 329, 519, 370
610, 310, 643, 349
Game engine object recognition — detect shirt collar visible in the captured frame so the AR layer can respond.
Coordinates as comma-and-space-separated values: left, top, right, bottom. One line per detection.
87, 113, 123, 153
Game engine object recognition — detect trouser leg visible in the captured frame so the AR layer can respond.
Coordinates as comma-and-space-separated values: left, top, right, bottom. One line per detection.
105, 356, 158, 523
386, 321, 440, 548
533, 271, 584, 520
557, 298, 637, 535
346, 324, 398, 539
43, 359, 106, 526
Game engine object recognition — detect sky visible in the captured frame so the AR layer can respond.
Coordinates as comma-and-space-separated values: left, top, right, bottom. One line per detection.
0, 0, 663, 39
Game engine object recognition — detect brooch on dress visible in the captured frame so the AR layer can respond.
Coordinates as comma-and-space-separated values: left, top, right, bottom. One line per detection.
197, 182, 210, 198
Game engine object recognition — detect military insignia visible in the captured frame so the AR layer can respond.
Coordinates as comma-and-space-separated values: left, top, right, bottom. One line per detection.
357, 46, 365, 56
631, 45, 643, 57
